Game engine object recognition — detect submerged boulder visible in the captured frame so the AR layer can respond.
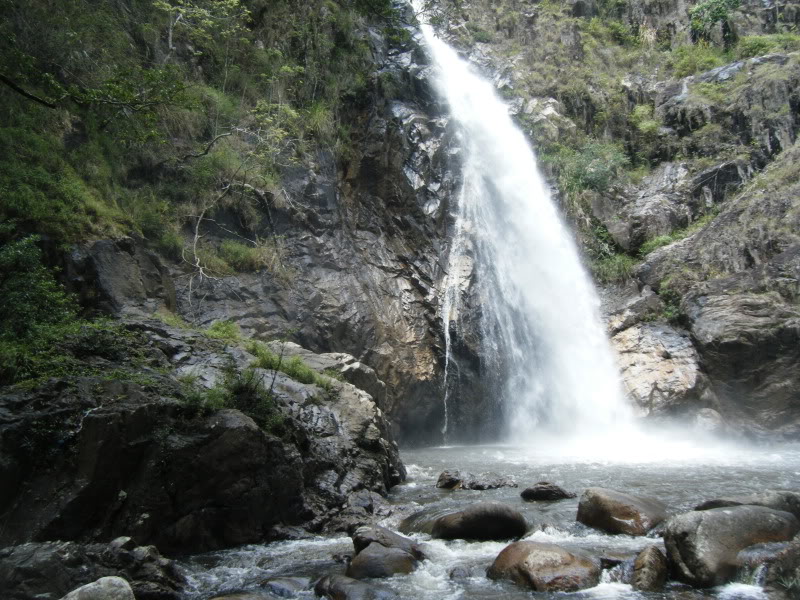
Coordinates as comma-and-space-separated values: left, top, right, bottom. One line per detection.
664, 506, 800, 587
576, 488, 667, 536
521, 482, 576, 501
431, 502, 527, 541
695, 490, 800, 519
436, 470, 517, 490
314, 574, 398, 600
486, 541, 601, 592
631, 546, 667, 592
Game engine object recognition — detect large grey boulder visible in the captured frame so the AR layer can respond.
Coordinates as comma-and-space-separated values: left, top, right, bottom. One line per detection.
577, 488, 667, 536
695, 490, 800, 519
431, 502, 527, 541
486, 541, 601, 592
60, 577, 134, 600
664, 506, 800, 587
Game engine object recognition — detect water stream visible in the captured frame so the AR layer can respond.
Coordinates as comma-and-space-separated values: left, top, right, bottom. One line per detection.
180, 443, 800, 599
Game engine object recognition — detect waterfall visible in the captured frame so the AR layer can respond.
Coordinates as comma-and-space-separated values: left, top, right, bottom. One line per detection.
419, 17, 633, 442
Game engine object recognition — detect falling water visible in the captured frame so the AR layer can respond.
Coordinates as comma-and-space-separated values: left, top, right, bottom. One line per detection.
420, 17, 633, 442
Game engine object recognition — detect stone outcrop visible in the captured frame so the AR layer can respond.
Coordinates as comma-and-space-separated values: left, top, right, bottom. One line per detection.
0, 321, 404, 554
664, 506, 800, 587
577, 488, 667, 536
486, 541, 601, 592
431, 503, 528, 541
0, 540, 184, 600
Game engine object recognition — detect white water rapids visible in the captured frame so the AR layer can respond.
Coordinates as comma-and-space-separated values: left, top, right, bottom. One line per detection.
420, 15, 632, 443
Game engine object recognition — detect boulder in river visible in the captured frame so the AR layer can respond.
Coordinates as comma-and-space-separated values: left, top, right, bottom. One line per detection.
576, 487, 667, 535
436, 470, 517, 490
262, 577, 311, 598
352, 525, 425, 559
346, 542, 417, 579
632, 546, 667, 592
695, 490, 800, 519
664, 506, 800, 587
60, 577, 135, 600
432, 502, 528, 541
486, 541, 601, 592
520, 482, 576, 501
314, 574, 398, 600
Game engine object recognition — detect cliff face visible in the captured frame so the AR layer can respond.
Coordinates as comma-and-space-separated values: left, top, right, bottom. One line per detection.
2, 0, 799, 458
436, 0, 800, 437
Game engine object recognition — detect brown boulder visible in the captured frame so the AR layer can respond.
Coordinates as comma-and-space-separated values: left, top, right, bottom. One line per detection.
632, 546, 667, 592
577, 488, 667, 536
486, 541, 601, 592
345, 542, 417, 579
521, 482, 576, 501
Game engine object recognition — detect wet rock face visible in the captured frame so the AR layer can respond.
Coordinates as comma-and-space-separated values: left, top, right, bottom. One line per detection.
431, 502, 528, 541
486, 541, 601, 592
664, 506, 800, 587
0, 540, 185, 600
577, 488, 667, 536
0, 322, 404, 554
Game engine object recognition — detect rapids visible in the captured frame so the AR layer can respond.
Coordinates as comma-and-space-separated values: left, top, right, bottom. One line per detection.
179, 443, 800, 599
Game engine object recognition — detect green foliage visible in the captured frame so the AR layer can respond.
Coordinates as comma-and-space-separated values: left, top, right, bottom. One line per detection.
247, 340, 338, 391
630, 104, 660, 135
546, 141, 630, 193
205, 320, 241, 341
180, 367, 284, 431
669, 43, 730, 77
658, 278, 684, 323
589, 253, 638, 283
689, 0, 740, 40
638, 212, 718, 255
736, 33, 800, 59
152, 311, 192, 329
467, 22, 493, 43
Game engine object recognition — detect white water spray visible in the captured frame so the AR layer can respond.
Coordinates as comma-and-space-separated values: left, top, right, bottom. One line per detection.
418, 14, 633, 443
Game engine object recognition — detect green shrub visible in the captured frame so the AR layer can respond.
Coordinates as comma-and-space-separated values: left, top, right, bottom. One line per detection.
589, 253, 638, 283
736, 33, 800, 59
247, 340, 337, 391
547, 141, 630, 193
205, 320, 240, 341
669, 43, 730, 78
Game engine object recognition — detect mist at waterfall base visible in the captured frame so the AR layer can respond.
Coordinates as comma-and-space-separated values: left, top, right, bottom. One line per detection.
421, 15, 742, 462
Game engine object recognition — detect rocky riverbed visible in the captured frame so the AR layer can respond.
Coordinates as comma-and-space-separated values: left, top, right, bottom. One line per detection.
11, 443, 796, 600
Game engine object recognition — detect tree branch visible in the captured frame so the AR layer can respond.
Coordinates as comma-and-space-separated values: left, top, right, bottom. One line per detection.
0, 73, 58, 109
